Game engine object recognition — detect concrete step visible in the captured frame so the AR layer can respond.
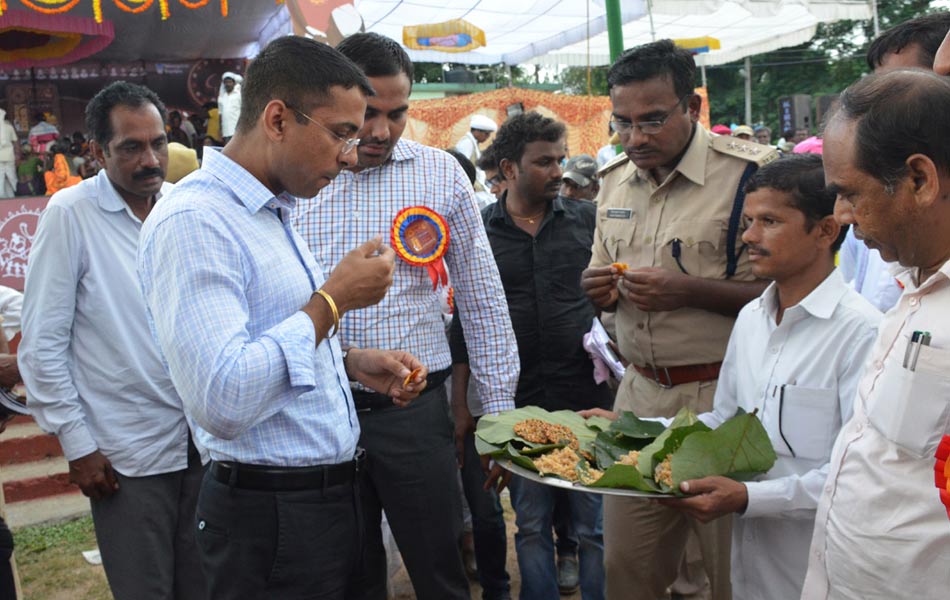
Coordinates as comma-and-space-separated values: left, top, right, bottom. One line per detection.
5, 490, 88, 529
2, 456, 74, 503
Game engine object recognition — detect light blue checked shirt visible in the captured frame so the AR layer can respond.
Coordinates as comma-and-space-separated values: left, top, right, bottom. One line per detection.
294, 139, 518, 415
138, 149, 358, 466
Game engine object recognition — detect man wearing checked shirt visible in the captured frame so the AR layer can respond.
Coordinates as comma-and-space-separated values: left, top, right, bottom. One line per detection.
295, 33, 519, 600
139, 37, 428, 599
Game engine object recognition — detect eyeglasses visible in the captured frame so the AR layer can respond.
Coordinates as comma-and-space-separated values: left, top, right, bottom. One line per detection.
486, 174, 503, 187
610, 95, 690, 136
285, 103, 360, 154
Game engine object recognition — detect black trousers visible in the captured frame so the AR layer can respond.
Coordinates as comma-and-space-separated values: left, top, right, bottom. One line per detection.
347, 385, 470, 600
194, 466, 365, 600
0, 516, 15, 600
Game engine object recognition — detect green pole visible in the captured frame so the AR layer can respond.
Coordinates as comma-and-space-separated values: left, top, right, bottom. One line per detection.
605, 0, 624, 62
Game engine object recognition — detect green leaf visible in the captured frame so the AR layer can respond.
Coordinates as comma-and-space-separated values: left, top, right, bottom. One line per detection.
609, 411, 666, 439
591, 430, 651, 469
474, 434, 503, 457
587, 464, 661, 492
498, 442, 538, 472
637, 416, 711, 478
669, 412, 777, 489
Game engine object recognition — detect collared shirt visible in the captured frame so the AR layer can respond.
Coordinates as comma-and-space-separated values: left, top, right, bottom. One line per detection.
138, 149, 358, 467
479, 194, 610, 412
590, 126, 772, 373
838, 228, 902, 313
294, 139, 518, 415
19, 170, 192, 477
699, 269, 880, 600
802, 261, 950, 599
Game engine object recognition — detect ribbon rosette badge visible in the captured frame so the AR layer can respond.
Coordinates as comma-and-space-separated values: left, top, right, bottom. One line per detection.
935, 435, 950, 521
391, 206, 450, 290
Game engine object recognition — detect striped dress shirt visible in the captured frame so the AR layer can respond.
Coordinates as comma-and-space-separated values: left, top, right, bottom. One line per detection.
294, 139, 518, 415
138, 148, 358, 466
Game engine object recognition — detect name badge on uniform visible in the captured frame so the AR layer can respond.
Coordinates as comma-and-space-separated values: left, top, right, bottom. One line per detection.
606, 208, 633, 220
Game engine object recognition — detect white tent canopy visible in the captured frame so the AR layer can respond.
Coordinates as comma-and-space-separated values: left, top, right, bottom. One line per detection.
353, 0, 647, 65
527, 0, 872, 67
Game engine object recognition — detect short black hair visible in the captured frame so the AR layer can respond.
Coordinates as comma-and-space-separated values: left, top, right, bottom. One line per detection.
607, 39, 696, 98
85, 81, 167, 147
443, 148, 476, 184
745, 153, 846, 251
336, 32, 414, 83
477, 144, 504, 180
491, 112, 566, 168
866, 12, 950, 70
829, 69, 950, 192
236, 36, 374, 135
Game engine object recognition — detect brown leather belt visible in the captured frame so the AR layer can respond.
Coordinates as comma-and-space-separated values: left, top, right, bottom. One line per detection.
633, 362, 722, 389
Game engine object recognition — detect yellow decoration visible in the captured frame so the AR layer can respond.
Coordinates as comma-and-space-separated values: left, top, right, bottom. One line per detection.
0, 27, 81, 61
403, 18, 486, 53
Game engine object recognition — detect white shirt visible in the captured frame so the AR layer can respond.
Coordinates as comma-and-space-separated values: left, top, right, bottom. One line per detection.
802, 261, 950, 599
218, 85, 242, 139
0, 286, 22, 341
838, 228, 902, 313
455, 131, 480, 165
19, 170, 197, 477
699, 269, 880, 600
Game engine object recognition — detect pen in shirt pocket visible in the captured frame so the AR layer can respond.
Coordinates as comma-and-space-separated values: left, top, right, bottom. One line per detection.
909, 332, 932, 372
903, 330, 923, 369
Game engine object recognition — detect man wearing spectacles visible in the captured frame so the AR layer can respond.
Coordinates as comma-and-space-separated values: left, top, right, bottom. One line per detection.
294, 33, 517, 600
138, 37, 428, 598
580, 39, 777, 599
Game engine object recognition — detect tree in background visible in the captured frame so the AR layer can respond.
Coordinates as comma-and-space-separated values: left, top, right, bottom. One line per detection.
557, 0, 937, 134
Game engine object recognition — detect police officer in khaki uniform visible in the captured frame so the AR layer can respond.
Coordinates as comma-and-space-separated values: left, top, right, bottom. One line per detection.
581, 40, 777, 600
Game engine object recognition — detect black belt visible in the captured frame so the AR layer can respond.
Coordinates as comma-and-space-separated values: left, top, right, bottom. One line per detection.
209, 448, 364, 492
351, 367, 451, 411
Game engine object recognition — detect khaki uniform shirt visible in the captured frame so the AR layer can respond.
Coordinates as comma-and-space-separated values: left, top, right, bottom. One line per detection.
590, 126, 777, 411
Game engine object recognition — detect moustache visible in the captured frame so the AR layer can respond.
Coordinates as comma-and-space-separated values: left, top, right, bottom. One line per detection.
358, 138, 389, 147
747, 245, 771, 257
133, 167, 164, 181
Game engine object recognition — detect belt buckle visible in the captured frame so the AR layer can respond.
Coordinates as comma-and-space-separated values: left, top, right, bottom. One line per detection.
650, 365, 674, 389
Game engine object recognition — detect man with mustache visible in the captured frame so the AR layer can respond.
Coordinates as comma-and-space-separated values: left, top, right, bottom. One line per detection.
19, 81, 208, 600
801, 68, 950, 600
458, 110, 611, 599
580, 39, 777, 599
653, 154, 881, 600
294, 33, 517, 600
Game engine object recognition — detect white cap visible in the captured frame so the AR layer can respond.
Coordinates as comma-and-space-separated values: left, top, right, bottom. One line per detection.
470, 114, 497, 132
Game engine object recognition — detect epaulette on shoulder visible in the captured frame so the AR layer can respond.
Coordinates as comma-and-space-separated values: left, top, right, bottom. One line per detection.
597, 152, 630, 178
710, 136, 779, 167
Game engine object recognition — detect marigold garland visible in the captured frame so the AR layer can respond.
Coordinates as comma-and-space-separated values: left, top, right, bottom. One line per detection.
18, 0, 81, 14
113, 0, 153, 15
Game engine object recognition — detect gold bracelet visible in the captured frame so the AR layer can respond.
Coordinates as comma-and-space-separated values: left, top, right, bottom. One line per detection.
313, 289, 339, 338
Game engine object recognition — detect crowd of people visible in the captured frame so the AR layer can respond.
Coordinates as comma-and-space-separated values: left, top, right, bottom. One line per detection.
0, 79, 241, 200
1, 11, 949, 600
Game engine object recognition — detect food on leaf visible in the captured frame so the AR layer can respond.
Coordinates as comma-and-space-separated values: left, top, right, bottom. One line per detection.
617, 450, 640, 467
513, 419, 550, 444
533, 447, 583, 481
474, 406, 775, 496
